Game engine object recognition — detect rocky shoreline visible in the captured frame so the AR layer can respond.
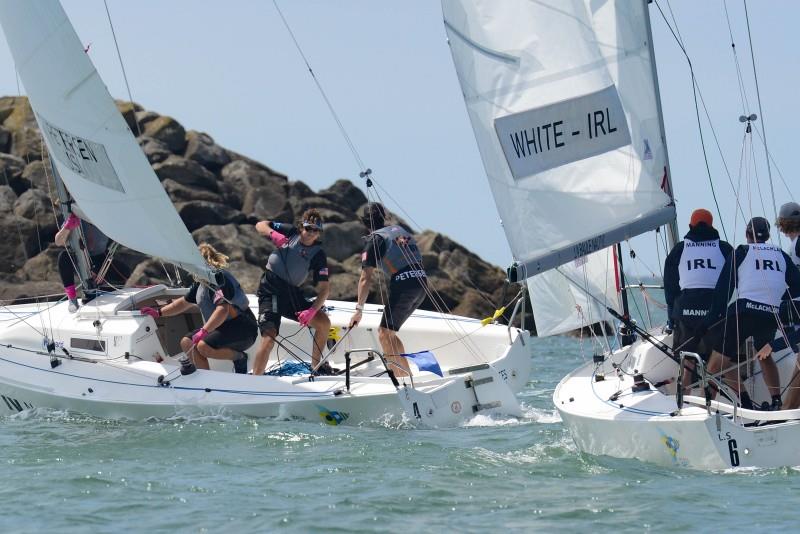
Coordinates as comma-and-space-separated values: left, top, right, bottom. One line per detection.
0, 97, 536, 332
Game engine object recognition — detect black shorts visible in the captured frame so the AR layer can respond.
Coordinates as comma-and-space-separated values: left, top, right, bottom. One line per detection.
380, 278, 426, 331
256, 270, 313, 335
187, 309, 258, 352
712, 311, 778, 360
672, 317, 718, 361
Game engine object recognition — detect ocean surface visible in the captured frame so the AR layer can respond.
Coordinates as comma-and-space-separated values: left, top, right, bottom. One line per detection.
3, 331, 800, 533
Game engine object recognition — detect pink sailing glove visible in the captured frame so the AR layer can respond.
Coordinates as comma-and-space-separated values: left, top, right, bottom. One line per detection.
296, 308, 317, 326
63, 213, 80, 230
140, 306, 160, 319
192, 328, 209, 345
269, 231, 289, 247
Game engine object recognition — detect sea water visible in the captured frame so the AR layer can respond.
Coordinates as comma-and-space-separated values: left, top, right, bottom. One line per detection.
2, 332, 800, 532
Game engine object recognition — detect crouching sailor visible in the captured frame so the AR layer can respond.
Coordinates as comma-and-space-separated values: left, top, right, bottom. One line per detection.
663, 208, 732, 392
349, 203, 427, 378
140, 244, 257, 375
703, 217, 800, 410
252, 209, 331, 376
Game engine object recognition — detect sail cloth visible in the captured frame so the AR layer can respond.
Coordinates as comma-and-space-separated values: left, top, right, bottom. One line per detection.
0, 1, 214, 283
442, 0, 675, 335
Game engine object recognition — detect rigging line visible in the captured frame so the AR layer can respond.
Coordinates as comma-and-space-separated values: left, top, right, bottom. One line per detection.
751, 125, 795, 201
742, 0, 779, 241
722, 0, 751, 115
653, 1, 728, 240
102, 0, 141, 138
271, 0, 366, 174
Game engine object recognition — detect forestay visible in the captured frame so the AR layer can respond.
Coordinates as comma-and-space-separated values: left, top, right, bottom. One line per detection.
441, 0, 675, 335
0, 0, 214, 283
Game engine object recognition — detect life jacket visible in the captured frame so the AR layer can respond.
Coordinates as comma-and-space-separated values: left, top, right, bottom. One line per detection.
266, 234, 322, 287
789, 236, 800, 269
736, 243, 788, 307
677, 238, 726, 290
371, 225, 423, 277
195, 270, 250, 322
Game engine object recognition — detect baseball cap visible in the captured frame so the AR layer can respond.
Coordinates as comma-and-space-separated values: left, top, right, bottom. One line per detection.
778, 201, 800, 221
689, 208, 713, 227
746, 216, 770, 242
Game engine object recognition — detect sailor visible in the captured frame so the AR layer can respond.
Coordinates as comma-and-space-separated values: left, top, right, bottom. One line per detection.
251, 208, 331, 376
754, 202, 800, 408
140, 243, 257, 375
703, 216, 800, 410
349, 203, 427, 378
54, 211, 113, 312
663, 208, 732, 392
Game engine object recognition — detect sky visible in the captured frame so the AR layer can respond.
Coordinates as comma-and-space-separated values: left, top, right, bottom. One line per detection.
0, 1, 796, 278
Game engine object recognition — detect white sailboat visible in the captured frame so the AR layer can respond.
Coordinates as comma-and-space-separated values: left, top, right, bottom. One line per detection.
0, 0, 532, 426
442, 0, 800, 469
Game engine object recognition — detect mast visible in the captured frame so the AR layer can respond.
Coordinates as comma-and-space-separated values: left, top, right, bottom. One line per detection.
50, 159, 93, 289
644, 0, 679, 249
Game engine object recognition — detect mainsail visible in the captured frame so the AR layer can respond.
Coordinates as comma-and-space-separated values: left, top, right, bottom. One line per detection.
442, 0, 676, 335
0, 0, 214, 283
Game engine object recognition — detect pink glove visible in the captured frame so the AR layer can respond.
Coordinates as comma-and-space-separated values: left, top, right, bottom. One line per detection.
63, 213, 80, 230
140, 306, 160, 319
296, 308, 317, 326
270, 231, 289, 247
192, 328, 209, 345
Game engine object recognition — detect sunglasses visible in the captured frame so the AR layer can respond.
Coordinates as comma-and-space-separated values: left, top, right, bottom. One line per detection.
303, 225, 321, 233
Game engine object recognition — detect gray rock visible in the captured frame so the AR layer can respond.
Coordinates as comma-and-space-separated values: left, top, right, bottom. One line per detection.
242, 186, 293, 222
289, 195, 350, 221
176, 201, 246, 231
0, 185, 17, 213
115, 100, 142, 135
185, 131, 230, 172
153, 155, 219, 192
221, 159, 287, 190
288, 180, 314, 199
0, 153, 28, 195
142, 115, 186, 153
125, 259, 172, 287
162, 179, 221, 203
191, 223, 273, 267
0, 125, 10, 153
139, 136, 172, 165
318, 179, 367, 213
21, 160, 52, 191
17, 245, 61, 281
224, 148, 286, 179
135, 111, 160, 131
0, 214, 39, 272
320, 220, 366, 261
14, 188, 56, 233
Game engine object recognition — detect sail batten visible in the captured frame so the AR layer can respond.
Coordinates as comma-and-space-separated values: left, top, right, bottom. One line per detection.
0, 0, 213, 283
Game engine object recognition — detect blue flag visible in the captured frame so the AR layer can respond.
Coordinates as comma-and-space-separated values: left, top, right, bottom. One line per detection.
403, 350, 443, 377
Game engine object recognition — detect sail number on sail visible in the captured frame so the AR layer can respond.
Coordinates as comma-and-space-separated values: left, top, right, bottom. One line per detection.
494, 85, 631, 179
40, 116, 125, 193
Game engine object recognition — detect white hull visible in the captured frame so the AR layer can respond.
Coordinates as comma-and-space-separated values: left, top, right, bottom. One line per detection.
0, 286, 531, 427
555, 332, 800, 470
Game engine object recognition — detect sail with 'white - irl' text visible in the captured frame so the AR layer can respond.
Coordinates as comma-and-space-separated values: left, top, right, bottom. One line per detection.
442, 0, 675, 335
0, 0, 214, 283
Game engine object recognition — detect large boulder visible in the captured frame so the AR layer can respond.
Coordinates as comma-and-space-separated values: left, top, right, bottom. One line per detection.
224, 149, 286, 179
289, 195, 351, 222
0, 125, 10, 153
21, 160, 53, 191
0, 185, 17, 213
17, 245, 61, 281
326, 272, 359, 301
14, 188, 56, 236
241, 186, 293, 222
3, 99, 42, 161
317, 179, 367, 213
184, 131, 230, 172
0, 277, 63, 305
153, 155, 219, 192
125, 259, 171, 287
162, 179, 221, 203
176, 201, 246, 231
142, 115, 186, 153
0, 153, 27, 195
0, 214, 39, 271
321, 221, 366, 261
135, 111, 160, 131
138, 136, 172, 165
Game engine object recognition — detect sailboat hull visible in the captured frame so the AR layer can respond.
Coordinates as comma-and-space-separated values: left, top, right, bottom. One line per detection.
555, 333, 800, 470
0, 288, 531, 427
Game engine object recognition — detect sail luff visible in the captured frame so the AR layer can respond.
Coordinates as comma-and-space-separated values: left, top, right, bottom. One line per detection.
0, 0, 214, 284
